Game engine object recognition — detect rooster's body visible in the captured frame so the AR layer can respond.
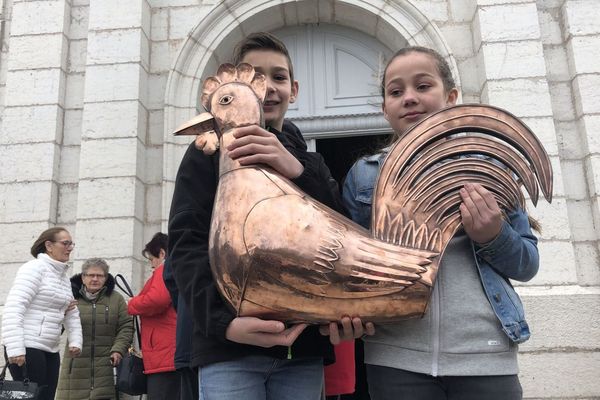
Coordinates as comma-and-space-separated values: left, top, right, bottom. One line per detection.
174, 64, 552, 323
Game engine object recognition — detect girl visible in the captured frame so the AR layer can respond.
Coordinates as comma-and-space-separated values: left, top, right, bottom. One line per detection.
342, 46, 539, 400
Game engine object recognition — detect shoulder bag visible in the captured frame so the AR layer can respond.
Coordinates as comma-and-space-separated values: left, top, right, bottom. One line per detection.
114, 274, 147, 396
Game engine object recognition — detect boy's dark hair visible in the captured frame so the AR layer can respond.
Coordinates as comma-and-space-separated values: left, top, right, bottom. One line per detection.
143, 232, 168, 258
380, 46, 456, 97
232, 32, 295, 82
30, 227, 68, 257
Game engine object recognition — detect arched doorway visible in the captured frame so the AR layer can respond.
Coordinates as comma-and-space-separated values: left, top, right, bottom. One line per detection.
271, 23, 393, 186
161, 2, 460, 398
162, 0, 459, 221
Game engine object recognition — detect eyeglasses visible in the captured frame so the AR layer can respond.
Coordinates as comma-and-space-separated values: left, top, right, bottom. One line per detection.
83, 273, 106, 279
55, 240, 75, 248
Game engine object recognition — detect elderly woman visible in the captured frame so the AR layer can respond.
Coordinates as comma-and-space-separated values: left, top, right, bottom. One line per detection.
56, 258, 133, 400
2, 227, 83, 400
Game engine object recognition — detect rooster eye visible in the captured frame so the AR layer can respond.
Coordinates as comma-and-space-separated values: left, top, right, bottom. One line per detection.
219, 95, 234, 105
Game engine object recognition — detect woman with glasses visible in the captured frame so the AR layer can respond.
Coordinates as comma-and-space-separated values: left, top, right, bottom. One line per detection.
1, 227, 83, 400
55, 258, 133, 400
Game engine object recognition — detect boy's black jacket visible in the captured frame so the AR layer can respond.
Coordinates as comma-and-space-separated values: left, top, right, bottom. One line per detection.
168, 120, 346, 368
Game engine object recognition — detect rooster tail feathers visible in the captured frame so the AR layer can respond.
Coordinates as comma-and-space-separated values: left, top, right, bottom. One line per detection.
372, 104, 553, 252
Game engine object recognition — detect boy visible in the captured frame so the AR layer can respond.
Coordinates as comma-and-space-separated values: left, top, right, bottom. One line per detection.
168, 32, 345, 400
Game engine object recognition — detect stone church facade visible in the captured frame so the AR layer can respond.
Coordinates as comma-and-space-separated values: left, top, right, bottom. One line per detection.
0, 0, 598, 397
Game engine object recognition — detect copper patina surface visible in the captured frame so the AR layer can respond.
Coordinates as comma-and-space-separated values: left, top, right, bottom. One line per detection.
174, 63, 553, 323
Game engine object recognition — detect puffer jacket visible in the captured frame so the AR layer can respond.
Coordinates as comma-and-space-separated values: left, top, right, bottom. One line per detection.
56, 274, 133, 400
127, 264, 177, 374
1, 253, 82, 357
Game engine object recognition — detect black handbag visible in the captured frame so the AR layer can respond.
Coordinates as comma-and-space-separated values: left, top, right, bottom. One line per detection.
114, 274, 147, 396
0, 353, 41, 400
116, 344, 146, 396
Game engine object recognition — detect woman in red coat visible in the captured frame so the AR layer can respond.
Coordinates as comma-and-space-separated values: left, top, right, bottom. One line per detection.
128, 232, 179, 400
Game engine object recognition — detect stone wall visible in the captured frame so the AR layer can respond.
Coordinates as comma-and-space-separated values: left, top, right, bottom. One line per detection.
0, 0, 598, 397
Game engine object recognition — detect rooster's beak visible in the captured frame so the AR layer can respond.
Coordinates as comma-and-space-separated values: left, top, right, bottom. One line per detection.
173, 112, 216, 136
173, 112, 220, 155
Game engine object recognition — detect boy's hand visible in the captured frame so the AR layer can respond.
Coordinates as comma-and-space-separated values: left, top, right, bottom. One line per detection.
460, 183, 503, 245
225, 316, 307, 348
227, 126, 304, 179
319, 316, 375, 345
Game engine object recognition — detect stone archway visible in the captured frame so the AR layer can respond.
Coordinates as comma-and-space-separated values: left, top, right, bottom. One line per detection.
161, 0, 459, 222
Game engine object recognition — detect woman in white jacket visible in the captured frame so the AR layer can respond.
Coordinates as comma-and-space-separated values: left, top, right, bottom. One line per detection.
2, 227, 83, 400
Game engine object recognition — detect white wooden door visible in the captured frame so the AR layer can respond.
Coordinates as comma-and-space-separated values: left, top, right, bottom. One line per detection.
272, 24, 393, 142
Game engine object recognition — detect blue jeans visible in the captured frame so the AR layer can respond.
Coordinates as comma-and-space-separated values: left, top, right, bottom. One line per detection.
198, 355, 324, 400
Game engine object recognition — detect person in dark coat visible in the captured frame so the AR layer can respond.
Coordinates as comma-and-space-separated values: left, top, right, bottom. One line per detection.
168, 32, 351, 400
56, 258, 133, 400
163, 257, 198, 400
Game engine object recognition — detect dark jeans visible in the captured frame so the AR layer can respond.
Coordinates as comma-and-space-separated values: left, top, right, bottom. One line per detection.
6, 347, 60, 400
366, 365, 522, 400
147, 370, 181, 400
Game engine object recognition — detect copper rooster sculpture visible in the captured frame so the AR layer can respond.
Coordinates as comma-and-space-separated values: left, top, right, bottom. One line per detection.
174, 63, 553, 324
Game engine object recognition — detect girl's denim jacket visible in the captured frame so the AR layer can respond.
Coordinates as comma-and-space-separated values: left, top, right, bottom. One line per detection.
342, 152, 539, 343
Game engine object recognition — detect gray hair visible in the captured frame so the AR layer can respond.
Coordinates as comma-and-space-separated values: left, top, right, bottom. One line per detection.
81, 258, 110, 275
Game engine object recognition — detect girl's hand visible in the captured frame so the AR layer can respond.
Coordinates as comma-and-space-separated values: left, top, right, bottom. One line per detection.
225, 316, 307, 348
69, 347, 82, 357
8, 355, 25, 367
227, 126, 304, 179
110, 352, 123, 366
319, 316, 376, 345
460, 183, 503, 245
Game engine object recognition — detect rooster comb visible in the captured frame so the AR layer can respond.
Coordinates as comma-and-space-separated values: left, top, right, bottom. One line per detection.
201, 63, 267, 111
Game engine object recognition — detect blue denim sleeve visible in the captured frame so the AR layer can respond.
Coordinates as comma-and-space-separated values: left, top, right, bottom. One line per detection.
475, 209, 539, 282
342, 158, 379, 230
342, 165, 360, 220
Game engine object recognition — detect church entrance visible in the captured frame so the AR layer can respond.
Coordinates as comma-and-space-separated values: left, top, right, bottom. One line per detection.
316, 134, 391, 189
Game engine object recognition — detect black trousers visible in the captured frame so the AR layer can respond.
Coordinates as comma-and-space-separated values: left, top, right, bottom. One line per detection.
6, 347, 60, 400
147, 370, 181, 400
366, 365, 522, 400
179, 367, 199, 400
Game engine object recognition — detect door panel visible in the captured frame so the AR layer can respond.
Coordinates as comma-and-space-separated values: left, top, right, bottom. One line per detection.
273, 24, 392, 119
